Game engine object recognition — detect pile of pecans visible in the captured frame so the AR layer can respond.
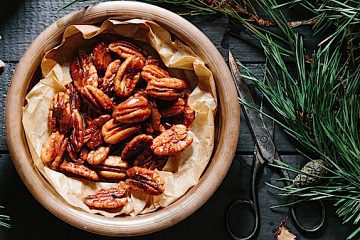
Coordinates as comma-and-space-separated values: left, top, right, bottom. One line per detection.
40, 40, 195, 211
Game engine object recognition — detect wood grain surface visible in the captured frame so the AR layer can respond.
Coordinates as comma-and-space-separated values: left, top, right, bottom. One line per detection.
0, 0, 354, 239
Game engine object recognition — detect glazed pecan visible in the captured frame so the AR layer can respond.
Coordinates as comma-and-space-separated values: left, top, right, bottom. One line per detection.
126, 167, 165, 195
145, 58, 165, 67
59, 161, 99, 181
84, 114, 111, 149
108, 40, 147, 60
93, 156, 128, 180
92, 42, 112, 71
112, 95, 151, 123
145, 99, 165, 133
158, 98, 186, 118
84, 183, 128, 210
69, 110, 84, 152
183, 91, 195, 127
81, 85, 114, 112
67, 144, 87, 164
146, 77, 188, 101
70, 51, 98, 92
151, 124, 193, 156
48, 92, 72, 133
40, 131, 68, 168
121, 134, 153, 162
141, 64, 169, 82
87, 146, 110, 165
101, 119, 141, 144
65, 83, 81, 112
100, 59, 121, 94
114, 56, 144, 97
134, 149, 168, 171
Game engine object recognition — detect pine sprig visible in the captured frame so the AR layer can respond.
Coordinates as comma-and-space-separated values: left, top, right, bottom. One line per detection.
0, 206, 10, 229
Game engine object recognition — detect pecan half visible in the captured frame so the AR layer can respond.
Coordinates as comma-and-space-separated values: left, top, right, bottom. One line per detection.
100, 59, 121, 94
81, 85, 114, 112
151, 124, 193, 156
92, 42, 112, 71
87, 146, 110, 165
141, 64, 169, 82
158, 98, 186, 118
108, 40, 147, 60
126, 167, 165, 195
84, 114, 111, 149
93, 156, 128, 180
113, 56, 144, 97
112, 95, 151, 123
101, 119, 141, 144
145, 99, 165, 133
121, 134, 153, 162
59, 161, 99, 181
134, 149, 168, 170
48, 92, 72, 133
146, 77, 188, 101
69, 110, 84, 152
145, 58, 165, 67
40, 131, 68, 168
84, 183, 128, 210
70, 51, 98, 92
67, 144, 87, 164
65, 83, 81, 112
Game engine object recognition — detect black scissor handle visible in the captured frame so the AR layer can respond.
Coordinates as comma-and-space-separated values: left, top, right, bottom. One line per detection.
290, 198, 326, 233
226, 199, 259, 240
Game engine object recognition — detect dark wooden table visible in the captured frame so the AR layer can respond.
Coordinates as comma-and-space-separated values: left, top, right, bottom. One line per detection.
0, 1, 354, 239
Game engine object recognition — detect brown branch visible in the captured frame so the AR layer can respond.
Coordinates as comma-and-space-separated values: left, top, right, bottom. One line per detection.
203, 0, 317, 27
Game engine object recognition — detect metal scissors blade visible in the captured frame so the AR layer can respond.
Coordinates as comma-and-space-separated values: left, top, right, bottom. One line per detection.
229, 51, 276, 164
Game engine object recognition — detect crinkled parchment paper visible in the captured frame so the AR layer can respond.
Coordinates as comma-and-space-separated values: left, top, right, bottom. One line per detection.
22, 19, 217, 217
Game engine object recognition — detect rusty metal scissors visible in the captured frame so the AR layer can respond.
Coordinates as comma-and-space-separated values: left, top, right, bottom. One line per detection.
226, 51, 326, 240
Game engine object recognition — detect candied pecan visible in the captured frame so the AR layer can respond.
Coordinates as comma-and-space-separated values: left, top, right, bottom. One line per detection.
40, 131, 68, 168
93, 156, 129, 180
145, 58, 165, 67
121, 134, 153, 162
65, 83, 81, 112
126, 167, 165, 195
84, 114, 111, 149
146, 77, 188, 101
101, 119, 141, 144
158, 98, 186, 118
100, 59, 121, 94
112, 95, 151, 123
92, 42, 112, 71
70, 51, 98, 92
48, 92, 72, 133
151, 124, 193, 156
145, 99, 165, 133
113, 56, 144, 97
87, 146, 110, 165
84, 183, 128, 210
108, 40, 147, 60
67, 144, 87, 164
183, 106, 195, 127
81, 85, 114, 112
141, 64, 169, 82
60, 161, 99, 181
69, 110, 84, 152
134, 149, 168, 170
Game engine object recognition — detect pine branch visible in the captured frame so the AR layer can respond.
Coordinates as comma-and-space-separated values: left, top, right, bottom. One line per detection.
0, 206, 10, 229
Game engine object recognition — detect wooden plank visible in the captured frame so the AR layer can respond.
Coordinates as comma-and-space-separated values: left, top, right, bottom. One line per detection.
0, 153, 353, 239
0, 0, 267, 62
0, 63, 15, 152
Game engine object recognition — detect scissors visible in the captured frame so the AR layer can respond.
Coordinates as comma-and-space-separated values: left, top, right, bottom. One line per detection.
226, 51, 326, 240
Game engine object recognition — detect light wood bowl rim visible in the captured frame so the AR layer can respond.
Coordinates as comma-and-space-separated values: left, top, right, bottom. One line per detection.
5, 1, 240, 236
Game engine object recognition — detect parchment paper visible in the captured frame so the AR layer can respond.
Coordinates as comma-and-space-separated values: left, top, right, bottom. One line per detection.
22, 19, 217, 216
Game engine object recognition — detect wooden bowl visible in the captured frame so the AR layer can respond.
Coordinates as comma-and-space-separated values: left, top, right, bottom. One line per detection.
5, 1, 240, 236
